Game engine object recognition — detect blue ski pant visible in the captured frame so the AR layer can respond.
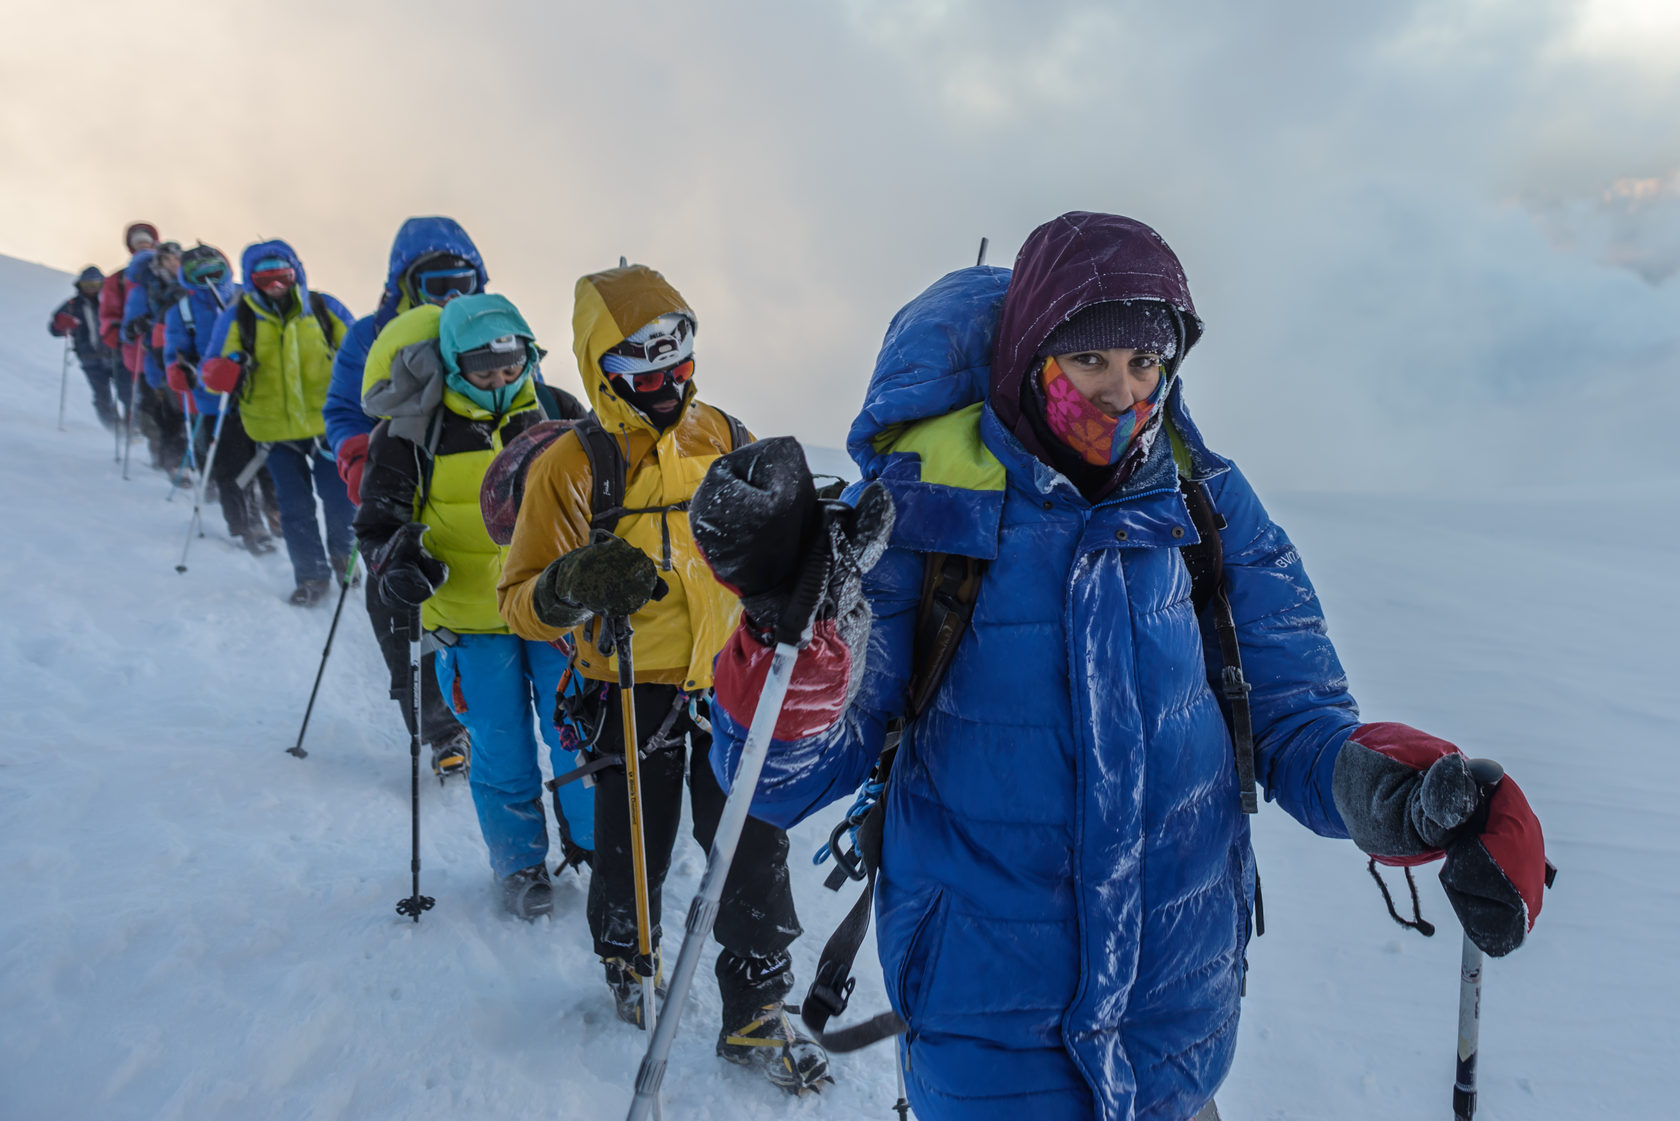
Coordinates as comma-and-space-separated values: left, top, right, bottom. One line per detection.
434, 633, 595, 879
265, 439, 355, 585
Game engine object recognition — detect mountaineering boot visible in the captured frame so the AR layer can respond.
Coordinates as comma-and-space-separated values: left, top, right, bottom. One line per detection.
288, 578, 332, 606
716, 1002, 832, 1093
330, 552, 361, 589
430, 730, 470, 778
501, 864, 553, 921
603, 952, 665, 1028
242, 532, 277, 556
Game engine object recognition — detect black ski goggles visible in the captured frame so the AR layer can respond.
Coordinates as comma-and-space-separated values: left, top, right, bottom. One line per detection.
413, 266, 478, 304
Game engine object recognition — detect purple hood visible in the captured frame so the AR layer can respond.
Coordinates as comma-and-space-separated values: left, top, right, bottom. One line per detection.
990, 211, 1204, 462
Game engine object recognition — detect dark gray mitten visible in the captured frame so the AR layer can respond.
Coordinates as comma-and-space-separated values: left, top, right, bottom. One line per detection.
533, 535, 661, 627
1334, 742, 1482, 858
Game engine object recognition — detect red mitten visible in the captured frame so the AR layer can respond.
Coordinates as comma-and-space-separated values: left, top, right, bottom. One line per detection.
200, 353, 246, 394
166, 361, 196, 395
336, 431, 369, 507
712, 619, 854, 741
1334, 723, 1547, 956
51, 309, 78, 335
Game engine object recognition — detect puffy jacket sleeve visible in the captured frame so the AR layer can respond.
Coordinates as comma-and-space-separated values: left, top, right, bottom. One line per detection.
163, 305, 190, 367
352, 420, 422, 570
325, 316, 377, 452
708, 541, 921, 829
205, 303, 240, 361
1204, 463, 1358, 837
49, 298, 74, 336
99, 276, 125, 348
318, 293, 355, 347
495, 434, 595, 642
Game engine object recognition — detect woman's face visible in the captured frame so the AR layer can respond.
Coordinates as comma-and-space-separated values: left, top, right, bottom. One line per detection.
462, 359, 526, 392
1051, 348, 1163, 417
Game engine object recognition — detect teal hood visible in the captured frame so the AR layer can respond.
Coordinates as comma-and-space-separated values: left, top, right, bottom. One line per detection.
438, 293, 539, 413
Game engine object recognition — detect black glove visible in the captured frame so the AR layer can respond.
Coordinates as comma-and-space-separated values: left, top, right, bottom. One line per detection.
533, 534, 662, 627
691, 435, 893, 641
123, 314, 152, 342
377, 523, 447, 608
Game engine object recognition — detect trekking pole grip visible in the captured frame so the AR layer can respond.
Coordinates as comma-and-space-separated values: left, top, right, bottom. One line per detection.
774, 518, 831, 649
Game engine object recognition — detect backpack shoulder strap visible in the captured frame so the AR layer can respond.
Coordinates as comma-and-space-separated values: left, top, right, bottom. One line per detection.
719, 408, 751, 452
574, 414, 626, 535
1179, 477, 1258, 815
234, 299, 256, 359
309, 291, 338, 354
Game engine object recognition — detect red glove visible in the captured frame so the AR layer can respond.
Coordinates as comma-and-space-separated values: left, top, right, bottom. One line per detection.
1333, 723, 1548, 956
151, 321, 167, 349
166, 360, 196, 395
336, 431, 369, 506
200, 353, 247, 394
51, 309, 77, 335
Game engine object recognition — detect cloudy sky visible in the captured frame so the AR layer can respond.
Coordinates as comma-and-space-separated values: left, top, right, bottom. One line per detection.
5, 0, 1678, 489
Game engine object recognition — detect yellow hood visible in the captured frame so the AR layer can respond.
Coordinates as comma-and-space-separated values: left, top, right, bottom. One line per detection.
572, 264, 698, 435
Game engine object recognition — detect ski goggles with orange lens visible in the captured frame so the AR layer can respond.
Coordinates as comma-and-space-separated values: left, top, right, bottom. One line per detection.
614, 358, 695, 394
250, 261, 296, 296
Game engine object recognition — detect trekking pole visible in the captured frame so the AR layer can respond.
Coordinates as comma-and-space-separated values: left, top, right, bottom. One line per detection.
395, 601, 436, 922
608, 610, 661, 1056
57, 336, 72, 431
893, 1046, 911, 1120
975, 237, 989, 267
626, 536, 831, 1121
121, 358, 141, 480
177, 397, 231, 572
286, 546, 360, 756
1450, 759, 1556, 1121
1452, 758, 1506, 1121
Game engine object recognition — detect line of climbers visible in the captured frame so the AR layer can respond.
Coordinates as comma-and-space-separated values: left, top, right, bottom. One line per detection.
48, 211, 1552, 1120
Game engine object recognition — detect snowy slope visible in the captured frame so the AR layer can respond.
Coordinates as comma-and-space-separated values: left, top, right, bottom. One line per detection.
3, 251, 1676, 1120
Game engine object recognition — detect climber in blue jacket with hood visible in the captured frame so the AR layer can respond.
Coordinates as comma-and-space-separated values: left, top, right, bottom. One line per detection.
324, 217, 487, 773
163, 244, 277, 555
693, 212, 1551, 1120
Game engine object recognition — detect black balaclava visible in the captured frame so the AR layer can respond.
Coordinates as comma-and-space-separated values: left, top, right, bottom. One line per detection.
613, 377, 688, 432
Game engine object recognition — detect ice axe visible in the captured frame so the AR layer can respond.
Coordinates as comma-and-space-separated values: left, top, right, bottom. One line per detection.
1453, 758, 1557, 1121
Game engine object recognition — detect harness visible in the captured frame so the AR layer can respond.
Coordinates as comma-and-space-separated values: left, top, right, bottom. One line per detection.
801, 474, 1261, 1053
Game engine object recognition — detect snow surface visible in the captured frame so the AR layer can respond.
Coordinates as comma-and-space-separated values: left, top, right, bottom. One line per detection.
3, 250, 1676, 1119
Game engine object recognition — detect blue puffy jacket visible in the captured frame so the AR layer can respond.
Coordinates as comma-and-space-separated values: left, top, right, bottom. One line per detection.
323, 217, 487, 453
163, 269, 238, 417
712, 264, 1361, 1120
121, 252, 167, 389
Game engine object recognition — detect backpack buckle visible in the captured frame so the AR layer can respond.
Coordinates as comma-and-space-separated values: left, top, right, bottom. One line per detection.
806, 961, 856, 1020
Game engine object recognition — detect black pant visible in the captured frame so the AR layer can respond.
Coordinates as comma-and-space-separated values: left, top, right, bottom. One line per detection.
195, 409, 267, 539
588, 683, 801, 1023
363, 578, 465, 747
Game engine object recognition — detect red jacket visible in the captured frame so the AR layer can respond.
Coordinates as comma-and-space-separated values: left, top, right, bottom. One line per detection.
99, 269, 144, 375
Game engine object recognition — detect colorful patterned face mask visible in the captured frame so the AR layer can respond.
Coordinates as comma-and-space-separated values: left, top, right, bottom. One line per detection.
1039, 356, 1166, 467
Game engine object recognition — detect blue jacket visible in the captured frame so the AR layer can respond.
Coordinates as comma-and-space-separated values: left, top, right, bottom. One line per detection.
712, 267, 1360, 1120
324, 217, 487, 453
121, 252, 169, 389
205, 240, 353, 444
163, 270, 238, 417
